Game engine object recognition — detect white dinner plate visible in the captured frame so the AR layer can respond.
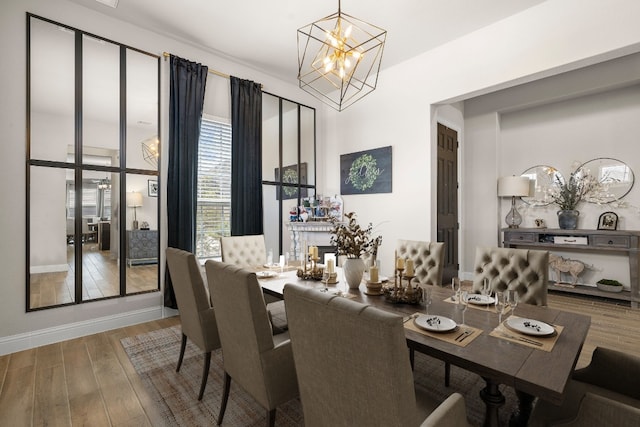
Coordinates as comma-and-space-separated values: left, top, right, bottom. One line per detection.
256, 271, 278, 279
263, 263, 281, 269
464, 294, 495, 305
505, 317, 555, 336
414, 315, 457, 333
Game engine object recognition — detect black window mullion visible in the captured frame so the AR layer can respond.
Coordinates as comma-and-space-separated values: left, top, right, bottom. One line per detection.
74, 29, 83, 304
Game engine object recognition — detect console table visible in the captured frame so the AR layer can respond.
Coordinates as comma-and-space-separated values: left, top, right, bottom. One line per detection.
503, 228, 640, 308
126, 230, 158, 266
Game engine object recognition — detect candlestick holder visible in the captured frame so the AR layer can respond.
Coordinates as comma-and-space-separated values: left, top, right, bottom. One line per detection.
297, 256, 324, 280
384, 271, 423, 304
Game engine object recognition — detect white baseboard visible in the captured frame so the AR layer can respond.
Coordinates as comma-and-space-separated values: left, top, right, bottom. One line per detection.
30, 264, 68, 274
0, 306, 177, 356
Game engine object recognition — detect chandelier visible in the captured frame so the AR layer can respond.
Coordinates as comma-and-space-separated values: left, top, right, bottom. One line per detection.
97, 178, 111, 190
297, 0, 386, 111
141, 136, 159, 168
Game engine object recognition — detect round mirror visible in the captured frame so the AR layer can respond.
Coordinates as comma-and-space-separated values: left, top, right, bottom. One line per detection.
575, 157, 634, 204
520, 165, 564, 206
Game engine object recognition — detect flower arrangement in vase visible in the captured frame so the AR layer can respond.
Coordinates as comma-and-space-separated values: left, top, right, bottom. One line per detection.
329, 212, 382, 288
547, 167, 599, 229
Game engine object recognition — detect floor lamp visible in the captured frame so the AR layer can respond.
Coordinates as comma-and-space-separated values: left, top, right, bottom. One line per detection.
127, 191, 143, 230
498, 176, 531, 228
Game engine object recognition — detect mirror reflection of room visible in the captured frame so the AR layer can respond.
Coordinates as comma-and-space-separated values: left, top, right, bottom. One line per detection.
27, 15, 159, 310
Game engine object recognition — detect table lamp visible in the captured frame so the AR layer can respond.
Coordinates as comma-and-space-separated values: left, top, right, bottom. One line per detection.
127, 191, 143, 230
498, 176, 531, 228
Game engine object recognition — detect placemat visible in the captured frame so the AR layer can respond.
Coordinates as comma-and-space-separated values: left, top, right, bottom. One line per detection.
489, 316, 563, 352
404, 313, 482, 347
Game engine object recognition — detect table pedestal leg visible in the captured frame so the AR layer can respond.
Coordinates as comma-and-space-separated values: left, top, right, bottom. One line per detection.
509, 390, 535, 427
480, 377, 505, 427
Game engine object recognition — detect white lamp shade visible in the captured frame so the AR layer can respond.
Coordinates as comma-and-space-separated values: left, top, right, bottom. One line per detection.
498, 176, 531, 197
127, 191, 143, 207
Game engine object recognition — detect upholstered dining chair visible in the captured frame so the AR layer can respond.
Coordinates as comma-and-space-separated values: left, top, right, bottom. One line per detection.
528, 346, 640, 426
205, 260, 299, 427
283, 283, 471, 427
165, 247, 221, 400
471, 246, 549, 306
220, 234, 288, 333
397, 239, 445, 286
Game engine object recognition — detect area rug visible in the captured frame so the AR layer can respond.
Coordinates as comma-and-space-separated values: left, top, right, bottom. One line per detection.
121, 326, 518, 426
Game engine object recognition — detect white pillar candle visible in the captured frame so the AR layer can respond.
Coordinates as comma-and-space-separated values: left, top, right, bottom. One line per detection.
370, 265, 379, 283
327, 259, 334, 273
396, 257, 405, 269
405, 259, 414, 276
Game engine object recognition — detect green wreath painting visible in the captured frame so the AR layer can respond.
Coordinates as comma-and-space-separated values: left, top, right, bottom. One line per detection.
275, 163, 308, 199
340, 146, 392, 195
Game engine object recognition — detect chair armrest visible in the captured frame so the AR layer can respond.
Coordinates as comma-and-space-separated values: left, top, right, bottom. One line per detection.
555, 392, 640, 427
260, 340, 299, 407
420, 393, 470, 427
573, 347, 640, 400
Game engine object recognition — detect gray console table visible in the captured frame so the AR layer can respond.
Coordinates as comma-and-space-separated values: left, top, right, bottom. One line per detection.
126, 230, 158, 266
503, 228, 639, 308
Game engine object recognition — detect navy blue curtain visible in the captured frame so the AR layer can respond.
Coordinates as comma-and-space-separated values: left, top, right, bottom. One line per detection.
165, 55, 208, 308
230, 76, 263, 235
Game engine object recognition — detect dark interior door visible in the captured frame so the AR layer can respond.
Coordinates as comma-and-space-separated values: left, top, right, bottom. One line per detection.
437, 123, 459, 285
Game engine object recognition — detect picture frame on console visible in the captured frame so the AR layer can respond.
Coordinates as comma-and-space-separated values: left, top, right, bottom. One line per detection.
597, 211, 618, 230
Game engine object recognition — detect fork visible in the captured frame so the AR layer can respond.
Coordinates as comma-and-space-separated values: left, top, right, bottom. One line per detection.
455, 329, 473, 342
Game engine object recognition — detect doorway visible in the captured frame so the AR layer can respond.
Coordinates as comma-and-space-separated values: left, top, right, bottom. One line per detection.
436, 123, 459, 284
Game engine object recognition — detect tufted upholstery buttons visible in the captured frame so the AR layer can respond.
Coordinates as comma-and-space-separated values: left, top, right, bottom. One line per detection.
220, 235, 268, 267
472, 247, 549, 306
396, 240, 445, 286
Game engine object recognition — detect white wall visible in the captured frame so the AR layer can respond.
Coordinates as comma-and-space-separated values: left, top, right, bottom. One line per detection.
322, 0, 640, 278
0, 0, 322, 352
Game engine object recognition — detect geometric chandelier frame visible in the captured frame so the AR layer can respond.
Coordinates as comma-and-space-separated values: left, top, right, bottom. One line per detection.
297, 0, 386, 111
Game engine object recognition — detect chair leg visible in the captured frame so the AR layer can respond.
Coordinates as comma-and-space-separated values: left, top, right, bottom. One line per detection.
176, 333, 187, 372
267, 409, 276, 427
217, 372, 231, 425
409, 348, 415, 370
444, 361, 451, 387
198, 351, 212, 400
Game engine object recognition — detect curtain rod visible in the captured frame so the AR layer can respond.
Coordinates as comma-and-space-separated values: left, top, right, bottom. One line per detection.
162, 52, 230, 79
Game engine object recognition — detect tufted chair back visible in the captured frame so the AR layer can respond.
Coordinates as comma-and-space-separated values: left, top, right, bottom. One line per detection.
396, 240, 445, 286
220, 234, 267, 267
472, 247, 549, 306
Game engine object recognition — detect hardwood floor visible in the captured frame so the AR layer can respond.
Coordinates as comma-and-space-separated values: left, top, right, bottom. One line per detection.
1, 293, 638, 426
29, 243, 158, 310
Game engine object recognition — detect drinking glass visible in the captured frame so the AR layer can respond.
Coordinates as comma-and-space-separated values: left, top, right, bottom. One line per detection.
423, 287, 433, 315
495, 291, 507, 324
267, 249, 273, 266
481, 278, 490, 296
508, 290, 519, 316
457, 291, 469, 326
451, 277, 461, 301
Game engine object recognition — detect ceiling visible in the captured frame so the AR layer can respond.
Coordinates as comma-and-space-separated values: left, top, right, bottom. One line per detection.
68, 0, 546, 83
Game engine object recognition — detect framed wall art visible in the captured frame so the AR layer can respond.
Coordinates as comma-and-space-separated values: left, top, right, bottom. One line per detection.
597, 211, 618, 230
340, 146, 392, 195
148, 179, 158, 197
275, 162, 308, 200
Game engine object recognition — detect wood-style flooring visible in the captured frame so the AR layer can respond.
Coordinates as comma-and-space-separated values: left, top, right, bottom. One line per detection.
29, 243, 158, 309
1, 292, 638, 426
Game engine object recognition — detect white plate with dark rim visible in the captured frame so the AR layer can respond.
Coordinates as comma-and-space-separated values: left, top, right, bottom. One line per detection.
414, 315, 457, 333
505, 317, 555, 336
464, 294, 495, 305
256, 271, 278, 279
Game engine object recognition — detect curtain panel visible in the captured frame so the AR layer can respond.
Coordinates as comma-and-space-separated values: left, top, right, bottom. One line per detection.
230, 76, 263, 236
165, 55, 208, 308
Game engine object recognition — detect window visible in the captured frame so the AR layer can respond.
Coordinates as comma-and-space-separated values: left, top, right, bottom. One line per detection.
196, 116, 232, 259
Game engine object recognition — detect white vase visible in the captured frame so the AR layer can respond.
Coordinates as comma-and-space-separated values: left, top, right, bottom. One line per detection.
343, 258, 365, 289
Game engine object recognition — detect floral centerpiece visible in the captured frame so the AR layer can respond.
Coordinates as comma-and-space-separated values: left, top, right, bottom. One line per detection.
329, 212, 382, 288
329, 212, 382, 258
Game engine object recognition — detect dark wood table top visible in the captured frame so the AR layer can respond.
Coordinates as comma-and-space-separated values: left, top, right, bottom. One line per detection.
259, 270, 591, 406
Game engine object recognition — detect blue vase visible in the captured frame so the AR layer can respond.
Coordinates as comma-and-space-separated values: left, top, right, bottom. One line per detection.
557, 210, 579, 230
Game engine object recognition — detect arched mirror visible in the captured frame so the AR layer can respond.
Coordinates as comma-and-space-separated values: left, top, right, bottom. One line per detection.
575, 157, 634, 204
520, 165, 564, 206
27, 14, 159, 311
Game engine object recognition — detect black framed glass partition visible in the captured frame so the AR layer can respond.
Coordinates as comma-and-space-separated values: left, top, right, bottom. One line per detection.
26, 14, 160, 311
261, 93, 316, 260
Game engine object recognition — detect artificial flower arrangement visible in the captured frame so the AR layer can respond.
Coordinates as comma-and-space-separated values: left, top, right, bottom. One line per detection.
329, 212, 382, 259
547, 167, 599, 210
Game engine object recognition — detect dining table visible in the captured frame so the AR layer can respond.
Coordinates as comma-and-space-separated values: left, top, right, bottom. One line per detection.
256, 266, 591, 427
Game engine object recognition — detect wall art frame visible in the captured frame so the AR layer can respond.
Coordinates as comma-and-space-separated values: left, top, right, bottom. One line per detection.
340, 146, 392, 195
